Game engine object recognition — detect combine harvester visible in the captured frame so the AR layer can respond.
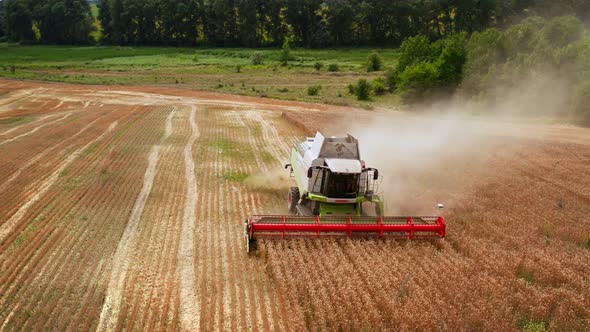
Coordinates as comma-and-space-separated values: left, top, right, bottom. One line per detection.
244, 132, 446, 252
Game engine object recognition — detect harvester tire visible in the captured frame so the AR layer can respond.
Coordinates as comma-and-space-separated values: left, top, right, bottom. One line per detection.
288, 187, 300, 213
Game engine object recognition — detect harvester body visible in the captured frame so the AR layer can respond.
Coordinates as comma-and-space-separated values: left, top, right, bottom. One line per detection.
288, 132, 383, 217
244, 132, 445, 252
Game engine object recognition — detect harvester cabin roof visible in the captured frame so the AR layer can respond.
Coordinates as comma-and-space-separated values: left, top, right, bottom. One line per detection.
308, 132, 360, 160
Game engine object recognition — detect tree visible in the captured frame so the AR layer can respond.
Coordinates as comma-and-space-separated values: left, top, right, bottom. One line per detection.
238, 0, 258, 47
203, 0, 238, 46
353, 79, 371, 100
366, 52, 383, 72
4, 0, 34, 42
97, 0, 113, 43
257, 0, 287, 46
32, 0, 95, 44
396, 35, 442, 74
108, 0, 127, 44
0, 1, 6, 40
396, 62, 440, 102
285, 0, 322, 46
436, 34, 467, 86
325, 0, 353, 45
462, 28, 507, 93
160, 0, 201, 46
279, 38, 291, 65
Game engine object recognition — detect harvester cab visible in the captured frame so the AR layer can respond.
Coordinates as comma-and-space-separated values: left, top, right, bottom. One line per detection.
286, 132, 383, 217
244, 132, 446, 252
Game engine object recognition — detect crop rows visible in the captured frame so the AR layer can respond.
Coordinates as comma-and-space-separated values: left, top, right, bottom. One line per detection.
262, 110, 590, 331
0, 81, 588, 331
0, 97, 164, 329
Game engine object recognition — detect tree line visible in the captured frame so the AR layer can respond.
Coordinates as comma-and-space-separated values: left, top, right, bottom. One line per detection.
0, 0, 95, 44
382, 15, 590, 125
0, 0, 589, 46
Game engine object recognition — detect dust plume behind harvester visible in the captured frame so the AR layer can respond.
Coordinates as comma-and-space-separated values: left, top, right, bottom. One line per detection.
245, 132, 446, 252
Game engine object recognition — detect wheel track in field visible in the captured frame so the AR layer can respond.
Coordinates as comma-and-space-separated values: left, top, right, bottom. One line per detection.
193, 108, 211, 332
0, 111, 99, 224
0, 108, 139, 330
0, 112, 72, 147
61, 106, 166, 326
237, 109, 297, 330
121, 106, 188, 330
69, 107, 166, 329
177, 105, 200, 331
0, 113, 55, 136
242, 113, 285, 331
105, 107, 178, 330
123, 127, 182, 331
0, 110, 114, 194
97, 106, 176, 332
223, 111, 258, 331
0, 121, 118, 244
0, 88, 47, 113
221, 114, 252, 331
0, 107, 146, 330
245, 110, 303, 331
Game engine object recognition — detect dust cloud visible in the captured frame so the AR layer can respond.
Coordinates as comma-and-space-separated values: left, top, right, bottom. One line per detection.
457, 67, 577, 122
320, 105, 530, 216
317, 59, 585, 216
246, 169, 292, 214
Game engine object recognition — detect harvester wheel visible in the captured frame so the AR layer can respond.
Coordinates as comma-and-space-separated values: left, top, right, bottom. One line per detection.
288, 187, 300, 213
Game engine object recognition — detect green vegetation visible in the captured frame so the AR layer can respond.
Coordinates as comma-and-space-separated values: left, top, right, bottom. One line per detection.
251, 52, 264, 65
0, 45, 397, 107
385, 15, 590, 125
279, 40, 292, 66
208, 139, 235, 154
350, 79, 371, 101
366, 52, 383, 72
463, 16, 590, 125
0, 115, 32, 125
90, 4, 99, 18
223, 171, 250, 183
307, 85, 321, 96
371, 78, 387, 96
389, 34, 467, 103
3, 0, 588, 48
521, 321, 547, 332
327, 64, 339, 72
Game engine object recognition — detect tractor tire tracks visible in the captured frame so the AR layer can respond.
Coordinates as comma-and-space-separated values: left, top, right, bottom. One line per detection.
97, 107, 176, 332
177, 105, 200, 331
0, 113, 72, 147
0, 121, 118, 244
